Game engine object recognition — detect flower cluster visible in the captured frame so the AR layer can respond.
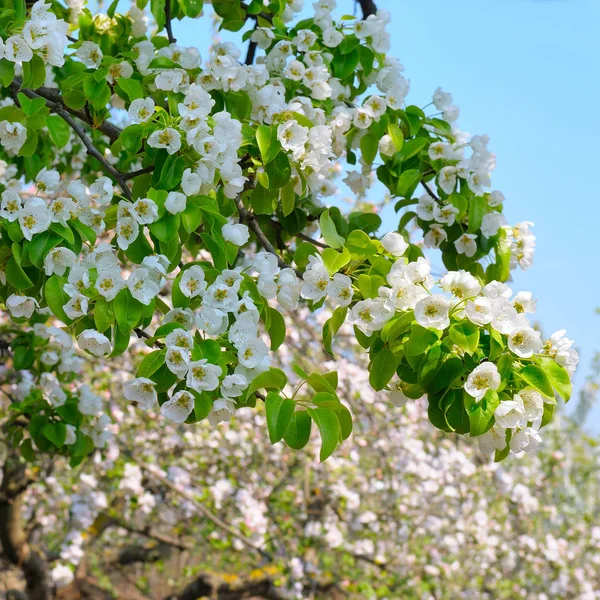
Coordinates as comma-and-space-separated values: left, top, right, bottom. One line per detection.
0, 0, 576, 468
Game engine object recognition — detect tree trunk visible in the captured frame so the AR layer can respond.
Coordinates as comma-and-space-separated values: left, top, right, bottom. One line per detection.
0, 453, 52, 600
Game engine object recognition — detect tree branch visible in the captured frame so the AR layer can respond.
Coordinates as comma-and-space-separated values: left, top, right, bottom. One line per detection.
235, 190, 301, 277
123, 165, 155, 180
132, 458, 272, 561
165, 0, 177, 44
10, 78, 121, 144
245, 40, 258, 65
0, 453, 51, 600
11, 84, 132, 200
356, 0, 378, 18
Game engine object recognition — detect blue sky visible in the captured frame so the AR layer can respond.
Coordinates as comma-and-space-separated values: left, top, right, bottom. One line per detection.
98, 0, 600, 429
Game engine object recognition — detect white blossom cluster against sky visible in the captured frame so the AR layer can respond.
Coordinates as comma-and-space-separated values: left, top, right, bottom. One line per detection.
94, 0, 600, 429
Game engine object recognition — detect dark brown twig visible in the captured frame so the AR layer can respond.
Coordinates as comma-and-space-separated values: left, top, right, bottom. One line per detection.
165, 0, 177, 43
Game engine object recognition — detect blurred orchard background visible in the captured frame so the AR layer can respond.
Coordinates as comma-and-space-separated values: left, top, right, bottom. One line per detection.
1, 0, 599, 599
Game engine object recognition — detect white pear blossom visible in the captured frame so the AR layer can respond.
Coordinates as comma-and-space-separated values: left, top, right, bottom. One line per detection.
161, 390, 195, 423
18, 197, 52, 240
165, 346, 190, 378
43, 247, 77, 276
238, 337, 269, 368
510, 426, 542, 454
147, 128, 181, 154
327, 273, 353, 307
301, 264, 330, 301
508, 326, 543, 358
127, 268, 160, 305
494, 397, 525, 430
0, 190, 22, 221
95, 267, 124, 301
187, 359, 222, 392
115, 217, 140, 250
381, 231, 408, 256
6, 294, 38, 319
165, 191, 187, 214
124, 378, 157, 410
348, 298, 393, 335
76, 41, 103, 67
465, 297, 493, 326
454, 233, 478, 257
196, 306, 228, 335
180, 265, 207, 298
0, 121, 27, 152
478, 424, 507, 454
464, 362, 501, 401
78, 330, 111, 357
414, 295, 450, 330
222, 222, 249, 246
131, 198, 159, 224
128, 97, 155, 123
208, 397, 236, 426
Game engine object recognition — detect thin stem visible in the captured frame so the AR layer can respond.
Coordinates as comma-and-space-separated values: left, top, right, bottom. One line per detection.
124, 165, 155, 180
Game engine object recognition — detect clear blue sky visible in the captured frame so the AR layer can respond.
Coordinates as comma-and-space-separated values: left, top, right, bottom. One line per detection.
99, 0, 600, 429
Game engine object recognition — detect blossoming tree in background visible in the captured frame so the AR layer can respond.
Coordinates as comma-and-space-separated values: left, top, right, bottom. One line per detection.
0, 0, 587, 597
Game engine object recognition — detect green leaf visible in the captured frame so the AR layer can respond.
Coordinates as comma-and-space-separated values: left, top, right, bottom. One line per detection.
337, 404, 353, 440
116, 77, 145, 101
284, 411, 312, 450
107, 0, 119, 17
321, 247, 350, 276
5, 257, 33, 290
399, 137, 427, 161
322, 306, 348, 356
405, 324, 440, 355
44, 275, 71, 322
193, 391, 213, 421
150, 0, 166, 30
247, 368, 287, 396
265, 392, 295, 443
267, 307, 286, 351
157, 154, 186, 191
465, 390, 500, 437
42, 422, 66, 448
181, 202, 203, 234
468, 196, 489, 233
534, 356, 572, 402
449, 321, 480, 355
21, 55, 45, 90
387, 122, 404, 151
46, 115, 71, 149
0, 59, 15, 88
138, 349, 166, 378
280, 181, 295, 217
397, 210, 416, 233
308, 407, 340, 461
345, 230, 377, 259
294, 241, 319, 269
319, 210, 345, 249
256, 125, 281, 164
331, 48, 359, 80
113, 289, 143, 332
518, 364, 555, 399
396, 169, 421, 198
180, 0, 204, 18
312, 392, 340, 410
357, 273, 384, 300
369, 347, 399, 391
264, 152, 291, 189
360, 133, 378, 164
18, 93, 45, 116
